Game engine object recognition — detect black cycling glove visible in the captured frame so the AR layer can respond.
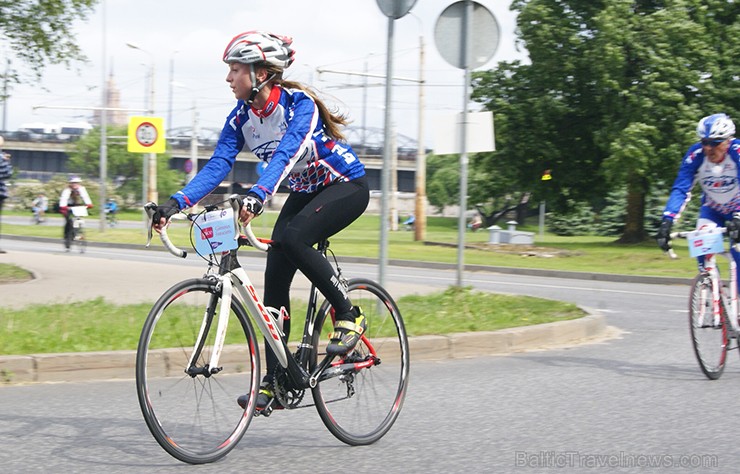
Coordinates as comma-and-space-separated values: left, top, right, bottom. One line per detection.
153, 198, 180, 223
244, 192, 264, 216
727, 213, 740, 244
656, 218, 673, 252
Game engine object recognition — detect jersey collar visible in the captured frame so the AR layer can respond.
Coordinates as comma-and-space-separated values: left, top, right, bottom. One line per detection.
251, 85, 282, 119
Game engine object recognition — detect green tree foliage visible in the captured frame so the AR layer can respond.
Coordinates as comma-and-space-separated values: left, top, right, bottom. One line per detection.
426, 154, 460, 215
471, 0, 739, 243
0, 0, 98, 84
67, 126, 184, 204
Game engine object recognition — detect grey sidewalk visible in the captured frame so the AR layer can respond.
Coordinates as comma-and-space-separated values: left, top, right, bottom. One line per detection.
0, 242, 612, 385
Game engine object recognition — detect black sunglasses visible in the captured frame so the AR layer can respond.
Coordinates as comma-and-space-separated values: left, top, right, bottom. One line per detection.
701, 138, 726, 147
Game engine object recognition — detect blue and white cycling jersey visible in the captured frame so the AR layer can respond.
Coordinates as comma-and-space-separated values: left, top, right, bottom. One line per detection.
172, 85, 365, 209
663, 139, 740, 220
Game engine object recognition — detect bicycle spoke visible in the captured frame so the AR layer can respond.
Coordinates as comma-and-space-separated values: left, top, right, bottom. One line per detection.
312, 278, 409, 445
689, 275, 728, 380
136, 279, 259, 464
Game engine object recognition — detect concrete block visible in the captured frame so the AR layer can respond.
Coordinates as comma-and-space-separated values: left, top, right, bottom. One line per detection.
408, 335, 450, 361
449, 331, 513, 358
0, 355, 36, 384
34, 350, 136, 382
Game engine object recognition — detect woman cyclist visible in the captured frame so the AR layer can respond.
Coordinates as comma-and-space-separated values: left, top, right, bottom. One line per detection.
151, 31, 369, 411
657, 113, 740, 268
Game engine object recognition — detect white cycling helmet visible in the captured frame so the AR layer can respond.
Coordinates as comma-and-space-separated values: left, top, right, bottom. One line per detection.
696, 113, 736, 141
68, 175, 82, 184
222, 31, 295, 69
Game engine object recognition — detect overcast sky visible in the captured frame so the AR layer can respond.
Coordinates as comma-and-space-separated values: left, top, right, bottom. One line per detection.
3, 0, 528, 147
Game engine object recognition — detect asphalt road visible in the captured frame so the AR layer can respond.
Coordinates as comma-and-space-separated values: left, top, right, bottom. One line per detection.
0, 238, 734, 473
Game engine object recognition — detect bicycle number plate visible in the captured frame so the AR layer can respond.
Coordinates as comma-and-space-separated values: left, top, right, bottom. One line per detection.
193, 208, 238, 255
70, 206, 88, 217
687, 229, 724, 257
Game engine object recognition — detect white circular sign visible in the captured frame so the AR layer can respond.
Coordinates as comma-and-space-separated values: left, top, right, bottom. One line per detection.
434, 1, 500, 70
135, 122, 158, 147
376, 0, 417, 19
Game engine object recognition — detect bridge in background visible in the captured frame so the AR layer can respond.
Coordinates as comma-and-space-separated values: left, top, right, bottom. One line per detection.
1, 125, 424, 194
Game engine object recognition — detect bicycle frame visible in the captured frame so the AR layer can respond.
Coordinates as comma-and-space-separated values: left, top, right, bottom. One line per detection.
146, 199, 376, 392
701, 251, 740, 333
673, 227, 740, 333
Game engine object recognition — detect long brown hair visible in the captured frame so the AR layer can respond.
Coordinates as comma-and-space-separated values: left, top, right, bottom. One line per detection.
262, 64, 349, 141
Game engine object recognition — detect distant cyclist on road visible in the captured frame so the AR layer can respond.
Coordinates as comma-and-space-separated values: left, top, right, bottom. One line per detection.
59, 176, 93, 250
150, 31, 369, 412
105, 198, 118, 227
32, 193, 49, 224
657, 113, 740, 270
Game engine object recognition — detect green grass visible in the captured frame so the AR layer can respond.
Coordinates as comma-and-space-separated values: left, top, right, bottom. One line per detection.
0, 210, 683, 355
0, 288, 583, 355
2, 209, 700, 278
0, 264, 32, 283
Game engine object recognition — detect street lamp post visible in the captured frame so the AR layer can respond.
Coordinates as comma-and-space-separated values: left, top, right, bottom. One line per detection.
126, 42, 158, 204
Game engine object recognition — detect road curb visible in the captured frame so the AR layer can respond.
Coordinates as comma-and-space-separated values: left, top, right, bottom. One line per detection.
0, 310, 608, 385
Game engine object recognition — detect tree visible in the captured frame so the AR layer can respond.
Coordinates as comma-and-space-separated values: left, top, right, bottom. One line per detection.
0, 0, 98, 89
426, 154, 460, 215
471, 0, 740, 242
67, 125, 184, 204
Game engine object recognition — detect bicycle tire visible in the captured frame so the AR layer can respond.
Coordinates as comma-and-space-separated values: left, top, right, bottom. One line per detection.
688, 273, 728, 380
75, 228, 87, 253
136, 278, 260, 464
311, 278, 410, 445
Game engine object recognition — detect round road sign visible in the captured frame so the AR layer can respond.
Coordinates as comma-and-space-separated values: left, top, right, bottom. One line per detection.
434, 0, 500, 70
135, 122, 158, 148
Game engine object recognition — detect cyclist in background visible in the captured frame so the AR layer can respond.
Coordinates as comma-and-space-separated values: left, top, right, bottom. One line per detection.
657, 113, 740, 269
151, 31, 369, 411
32, 193, 49, 223
59, 176, 93, 250
105, 198, 118, 227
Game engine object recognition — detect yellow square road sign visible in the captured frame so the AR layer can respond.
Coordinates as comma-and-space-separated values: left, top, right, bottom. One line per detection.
128, 116, 166, 153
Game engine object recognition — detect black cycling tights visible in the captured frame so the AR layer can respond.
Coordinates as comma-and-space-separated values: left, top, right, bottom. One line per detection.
262, 176, 369, 379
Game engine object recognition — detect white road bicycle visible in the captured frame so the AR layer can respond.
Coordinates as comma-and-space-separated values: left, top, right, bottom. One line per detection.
137, 195, 410, 464
670, 226, 740, 379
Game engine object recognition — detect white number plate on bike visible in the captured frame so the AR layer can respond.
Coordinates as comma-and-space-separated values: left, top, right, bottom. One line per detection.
193, 208, 238, 255
687, 229, 724, 257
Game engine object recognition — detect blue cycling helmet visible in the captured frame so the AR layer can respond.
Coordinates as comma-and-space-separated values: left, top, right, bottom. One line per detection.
696, 113, 736, 140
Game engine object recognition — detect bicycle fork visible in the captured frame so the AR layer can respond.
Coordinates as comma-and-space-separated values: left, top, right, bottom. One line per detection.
185, 277, 233, 377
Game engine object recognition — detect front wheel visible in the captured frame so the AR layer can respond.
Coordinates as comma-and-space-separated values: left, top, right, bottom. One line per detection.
312, 278, 410, 445
136, 278, 260, 464
688, 273, 728, 380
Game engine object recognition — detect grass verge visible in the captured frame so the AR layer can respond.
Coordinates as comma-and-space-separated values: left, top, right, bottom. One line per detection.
0, 288, 584, 356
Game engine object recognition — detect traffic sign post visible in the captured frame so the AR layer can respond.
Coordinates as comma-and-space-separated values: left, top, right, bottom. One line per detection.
128, 116, 166, 203
128, 116, 166, 154
434, 0, 499, 287
375, 0, 418, 288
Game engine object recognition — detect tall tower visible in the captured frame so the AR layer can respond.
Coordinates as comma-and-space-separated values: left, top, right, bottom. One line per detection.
93, 68, 126, 126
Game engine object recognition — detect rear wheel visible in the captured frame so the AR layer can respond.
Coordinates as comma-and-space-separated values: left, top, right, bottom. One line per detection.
136, 278, 260, 464
311, 278, 410, 445
689, 274, 728, 380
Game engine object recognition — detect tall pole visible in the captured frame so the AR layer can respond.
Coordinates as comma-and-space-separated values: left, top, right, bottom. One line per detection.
188, 100, 198, 183
167, 51, 177, 134
414, 33, 426, 241
147, 62, 157, 203
1, 59, 9, 132
127, 43, 157, 205
98, 0, 108, 232
379, 16, 395, 288
456, 0, 473, 287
